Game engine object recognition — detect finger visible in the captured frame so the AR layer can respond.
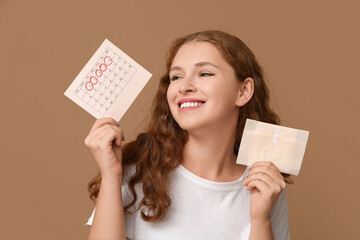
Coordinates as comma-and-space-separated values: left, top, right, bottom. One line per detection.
100, 127, 123, 147
246, 165, 284, 184
92, 119, 125, 142
246, 178, 271, 192
251, 161, 284, 179
87, 124, 124, 147
91, 127, 122, 149
89, 121, 122, 139
244, 171, 286, 193
245, 163, 285, 189
90, 117, 120, 132
101, 125, 124, 146
250, 170, 285, 190
243, 171, 278, 187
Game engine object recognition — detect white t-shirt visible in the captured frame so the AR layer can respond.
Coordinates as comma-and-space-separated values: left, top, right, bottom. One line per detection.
86, 164, 290, 240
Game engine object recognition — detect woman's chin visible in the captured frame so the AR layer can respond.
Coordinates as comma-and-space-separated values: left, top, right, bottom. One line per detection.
178, 122, 207, 133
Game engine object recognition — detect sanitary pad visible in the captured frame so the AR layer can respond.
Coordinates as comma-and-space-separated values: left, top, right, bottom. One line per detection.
236, 119, 310, 175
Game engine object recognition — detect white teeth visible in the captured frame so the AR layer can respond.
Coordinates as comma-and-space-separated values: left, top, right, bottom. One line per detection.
180, 102, 203, 109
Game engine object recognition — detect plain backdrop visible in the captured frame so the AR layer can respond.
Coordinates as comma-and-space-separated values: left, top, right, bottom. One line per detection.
1, 0, 359, 239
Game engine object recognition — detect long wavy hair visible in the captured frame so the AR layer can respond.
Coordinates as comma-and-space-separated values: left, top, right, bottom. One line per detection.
88, 30, 292, 222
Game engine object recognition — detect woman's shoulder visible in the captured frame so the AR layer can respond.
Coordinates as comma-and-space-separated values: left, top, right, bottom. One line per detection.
123, 163, 136, 184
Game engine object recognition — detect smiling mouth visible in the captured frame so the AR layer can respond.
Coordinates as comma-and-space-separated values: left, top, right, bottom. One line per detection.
179, 101, 204, 109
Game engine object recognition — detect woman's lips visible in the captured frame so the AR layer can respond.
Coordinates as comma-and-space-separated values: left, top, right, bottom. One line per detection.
178, 98, 206, 112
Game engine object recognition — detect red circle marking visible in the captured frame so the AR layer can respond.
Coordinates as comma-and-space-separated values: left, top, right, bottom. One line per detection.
85, 82, 94, 91
95, 69, 103, 77
104, 56, 113, 66
99, 63, 107, 72
90, 76, 98, 85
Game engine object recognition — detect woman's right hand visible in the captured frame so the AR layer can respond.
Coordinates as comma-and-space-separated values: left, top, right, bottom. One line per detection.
84, 117, 125, 180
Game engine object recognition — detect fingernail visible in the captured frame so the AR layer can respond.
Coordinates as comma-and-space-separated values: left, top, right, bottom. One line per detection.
121, 134, 125, 141
115, 120, 120, 126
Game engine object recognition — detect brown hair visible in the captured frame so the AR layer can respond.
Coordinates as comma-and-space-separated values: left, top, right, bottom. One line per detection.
88, 30, 292, 222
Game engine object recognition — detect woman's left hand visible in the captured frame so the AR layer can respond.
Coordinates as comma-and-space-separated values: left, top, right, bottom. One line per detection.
242, 161, 286, 223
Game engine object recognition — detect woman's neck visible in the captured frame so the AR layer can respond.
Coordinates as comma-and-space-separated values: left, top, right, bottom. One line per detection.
181, 121, 246, 182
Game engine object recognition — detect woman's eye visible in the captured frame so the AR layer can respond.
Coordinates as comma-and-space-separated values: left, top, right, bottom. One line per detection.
170, 75, 181, 81
200, 72, 215, 77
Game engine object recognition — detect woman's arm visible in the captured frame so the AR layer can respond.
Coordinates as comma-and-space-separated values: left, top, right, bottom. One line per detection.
88, 176, 127, 240
242, 161, 287, 240
248, 219, 274, 240
85, 118, 127, 240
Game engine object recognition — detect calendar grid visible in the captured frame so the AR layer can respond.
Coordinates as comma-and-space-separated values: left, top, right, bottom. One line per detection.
72, 47, 137, 116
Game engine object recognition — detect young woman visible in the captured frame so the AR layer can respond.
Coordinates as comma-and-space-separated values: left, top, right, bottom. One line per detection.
85, 30, 291, 240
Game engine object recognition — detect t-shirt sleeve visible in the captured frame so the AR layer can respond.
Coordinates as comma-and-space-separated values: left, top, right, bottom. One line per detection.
85, 207, 96, 227
270, 188, 290, 240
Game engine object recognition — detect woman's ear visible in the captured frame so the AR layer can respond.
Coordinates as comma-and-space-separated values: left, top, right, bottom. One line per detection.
235, 77, 254, 107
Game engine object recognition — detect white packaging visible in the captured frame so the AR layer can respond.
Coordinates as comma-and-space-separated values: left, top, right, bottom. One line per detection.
236, 119, 310, 175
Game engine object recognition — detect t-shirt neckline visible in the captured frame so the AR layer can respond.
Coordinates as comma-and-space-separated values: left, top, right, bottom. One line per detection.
176, 164, 247, 190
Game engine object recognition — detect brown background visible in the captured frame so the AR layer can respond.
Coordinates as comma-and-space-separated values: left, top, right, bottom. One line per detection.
1, 0, 359, 239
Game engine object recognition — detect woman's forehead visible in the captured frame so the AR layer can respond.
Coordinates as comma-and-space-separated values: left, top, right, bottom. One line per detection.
171, 42, 226, 69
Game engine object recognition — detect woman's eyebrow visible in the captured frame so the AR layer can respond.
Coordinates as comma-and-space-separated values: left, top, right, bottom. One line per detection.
170, 62, 219, 73
194, 61, 219, 69
169, 66, 182, 73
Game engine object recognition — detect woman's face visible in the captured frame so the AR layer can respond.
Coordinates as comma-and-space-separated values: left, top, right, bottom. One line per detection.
167, 41, 243, 133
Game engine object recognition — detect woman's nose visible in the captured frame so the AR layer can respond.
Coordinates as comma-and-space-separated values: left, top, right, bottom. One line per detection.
179, 77, 197, 94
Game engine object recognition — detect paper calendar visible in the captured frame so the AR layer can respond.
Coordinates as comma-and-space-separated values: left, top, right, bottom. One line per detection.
64, 39, 152, 121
